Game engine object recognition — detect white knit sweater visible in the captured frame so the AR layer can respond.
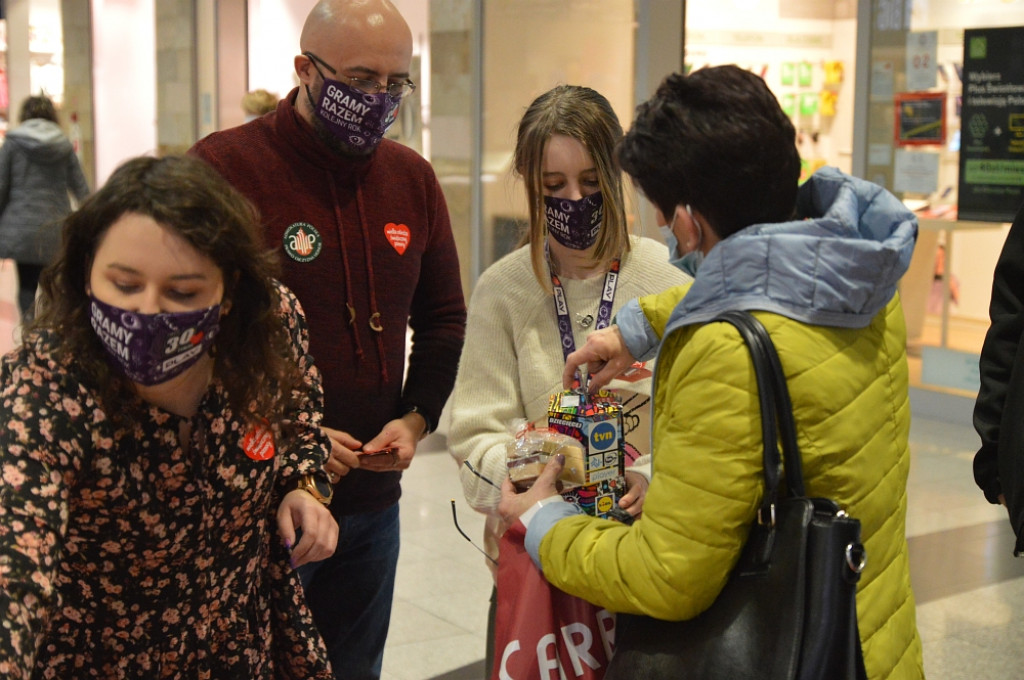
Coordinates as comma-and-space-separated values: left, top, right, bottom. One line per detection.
447, 236, 691, 566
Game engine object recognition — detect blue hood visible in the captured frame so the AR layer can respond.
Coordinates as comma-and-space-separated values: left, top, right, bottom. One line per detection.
664, 167, 918, 334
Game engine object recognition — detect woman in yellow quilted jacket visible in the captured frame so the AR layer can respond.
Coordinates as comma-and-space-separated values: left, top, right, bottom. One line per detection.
499, 65, 924, 679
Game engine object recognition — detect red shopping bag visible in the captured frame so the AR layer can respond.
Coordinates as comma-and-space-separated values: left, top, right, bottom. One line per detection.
491, 522, 615, 680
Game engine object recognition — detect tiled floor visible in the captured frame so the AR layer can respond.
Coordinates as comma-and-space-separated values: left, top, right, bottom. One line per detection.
385, 436, 492, 680
2, 261, 1020, 679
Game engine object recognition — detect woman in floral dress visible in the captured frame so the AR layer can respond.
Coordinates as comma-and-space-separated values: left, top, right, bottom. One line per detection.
0, 155, 338, 679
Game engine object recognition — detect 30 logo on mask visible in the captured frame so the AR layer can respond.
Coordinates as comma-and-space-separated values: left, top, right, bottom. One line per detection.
89, 296, 221, 386
544, 192, 604, 251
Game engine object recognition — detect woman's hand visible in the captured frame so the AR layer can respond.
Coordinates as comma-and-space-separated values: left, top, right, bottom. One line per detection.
620, 469, 649, 518
277, 489, 339, 567
323, 426, 362, 482
498, 454, 565, 525
562, 325, 636, 393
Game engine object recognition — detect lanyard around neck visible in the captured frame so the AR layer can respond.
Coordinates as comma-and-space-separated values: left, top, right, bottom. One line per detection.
549, 255, 620, 362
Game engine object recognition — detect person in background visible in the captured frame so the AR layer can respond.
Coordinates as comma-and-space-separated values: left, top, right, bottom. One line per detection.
0, 94, 90, 322
973, 200, 1024, 555
242, 88, 280, 122
447, 83, 690, 673
501, 65, 924, 679
927, 243, 960, 315
0, 154, 338, 678
189, 1, 467, 677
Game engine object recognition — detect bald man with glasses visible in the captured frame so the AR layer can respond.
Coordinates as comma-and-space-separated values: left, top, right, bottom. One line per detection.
190, 2, 467, 677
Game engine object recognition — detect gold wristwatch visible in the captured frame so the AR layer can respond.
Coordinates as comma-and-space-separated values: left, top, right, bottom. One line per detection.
296, 472, 333, 506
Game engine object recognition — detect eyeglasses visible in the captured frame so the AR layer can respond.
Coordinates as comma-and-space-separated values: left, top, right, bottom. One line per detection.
450, 499, 497, 565
304, 51, 416, 99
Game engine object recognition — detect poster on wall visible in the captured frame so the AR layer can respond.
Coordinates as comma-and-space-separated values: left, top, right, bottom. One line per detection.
894, 92, 946, 146
906, 31, 938, 92
958, 26, 1024, 222
894, 149, 940, 194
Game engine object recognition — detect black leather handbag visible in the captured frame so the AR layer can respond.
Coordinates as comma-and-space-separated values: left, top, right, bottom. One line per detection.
606, 310, 868, 680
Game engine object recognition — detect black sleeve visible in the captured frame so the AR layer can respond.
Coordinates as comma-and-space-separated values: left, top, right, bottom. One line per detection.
973, 201, 1024, 503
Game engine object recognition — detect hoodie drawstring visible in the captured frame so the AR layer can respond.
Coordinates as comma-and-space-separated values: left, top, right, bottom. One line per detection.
355, 189, 390, 384
328, 177, 363, 360
327, 175, 390, 384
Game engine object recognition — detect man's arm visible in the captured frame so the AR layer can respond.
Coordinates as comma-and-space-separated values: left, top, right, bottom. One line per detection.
399, 172, 467, 433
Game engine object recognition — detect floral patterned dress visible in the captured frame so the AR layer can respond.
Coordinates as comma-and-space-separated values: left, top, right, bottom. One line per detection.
0, 284, 333, 679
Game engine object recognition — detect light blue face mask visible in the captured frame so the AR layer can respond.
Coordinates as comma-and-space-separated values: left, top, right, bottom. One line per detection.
660, 205, 703, 277
659, 223, 683, 267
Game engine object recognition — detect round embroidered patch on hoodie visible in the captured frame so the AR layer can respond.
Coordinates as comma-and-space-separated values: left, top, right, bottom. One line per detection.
283, 222, 322, 262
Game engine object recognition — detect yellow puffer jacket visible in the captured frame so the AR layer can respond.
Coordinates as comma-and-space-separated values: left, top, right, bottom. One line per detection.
537, 290, 924, 679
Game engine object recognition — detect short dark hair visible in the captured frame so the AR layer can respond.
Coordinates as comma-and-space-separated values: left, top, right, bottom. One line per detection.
617, 65, 801, 239
33, 155, 302, 426
20, 95, 58, 124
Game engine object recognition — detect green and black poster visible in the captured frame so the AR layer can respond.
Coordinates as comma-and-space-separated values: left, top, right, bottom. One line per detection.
958, 26, 1024, 222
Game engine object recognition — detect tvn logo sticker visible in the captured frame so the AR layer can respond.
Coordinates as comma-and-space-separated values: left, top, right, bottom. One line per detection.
589, 422, 617, 451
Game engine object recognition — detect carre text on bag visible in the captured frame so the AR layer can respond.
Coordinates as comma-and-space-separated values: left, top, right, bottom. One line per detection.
497, 609, 615, 679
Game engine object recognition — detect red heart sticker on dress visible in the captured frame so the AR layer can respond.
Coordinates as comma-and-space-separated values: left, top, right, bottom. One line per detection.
190, 331, 204, 346
384, 223, 410, 255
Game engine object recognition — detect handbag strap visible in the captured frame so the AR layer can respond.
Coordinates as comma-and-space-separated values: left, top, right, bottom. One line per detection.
711, 311, 807, 513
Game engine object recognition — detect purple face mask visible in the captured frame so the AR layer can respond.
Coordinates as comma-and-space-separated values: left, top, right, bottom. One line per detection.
89, 296, 221, 386
310, 76, 400, 152
544, 192, 604, 251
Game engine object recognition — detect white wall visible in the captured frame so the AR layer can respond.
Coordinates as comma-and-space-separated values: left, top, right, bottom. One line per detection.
246, 0, 313, 99
29, 0, 64, 102
912, 0, 1024, 29
92, 0, 156, 185
246, 0, 428, 105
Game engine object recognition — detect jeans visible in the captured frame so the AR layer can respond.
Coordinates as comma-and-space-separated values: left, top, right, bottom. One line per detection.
298, 503, 400, 680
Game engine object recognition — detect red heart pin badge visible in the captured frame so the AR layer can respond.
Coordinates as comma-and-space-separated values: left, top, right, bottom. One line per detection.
384, 223, 410, 255
190, 331, 205, 346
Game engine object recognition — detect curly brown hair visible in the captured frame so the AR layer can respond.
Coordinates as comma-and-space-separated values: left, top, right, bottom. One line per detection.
31, 154, 303, 425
